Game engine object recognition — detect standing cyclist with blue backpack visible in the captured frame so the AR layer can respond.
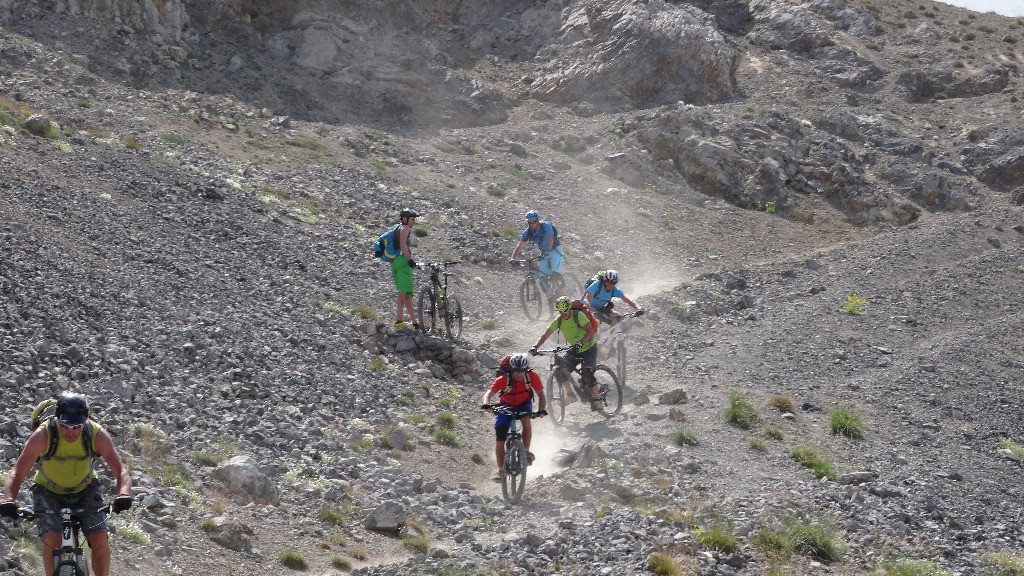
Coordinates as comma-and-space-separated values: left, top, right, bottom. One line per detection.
509, 210, 564, 296
376, 208, 420, 329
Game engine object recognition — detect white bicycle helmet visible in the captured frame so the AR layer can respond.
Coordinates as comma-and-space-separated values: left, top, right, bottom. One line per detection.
508, 353, 530, 371
604, 269, 619, 283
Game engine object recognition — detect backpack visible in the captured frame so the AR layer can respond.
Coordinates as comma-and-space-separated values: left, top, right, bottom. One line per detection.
31, 398, 96, 460
373, 223, 402, 261
569, 299, 600, 334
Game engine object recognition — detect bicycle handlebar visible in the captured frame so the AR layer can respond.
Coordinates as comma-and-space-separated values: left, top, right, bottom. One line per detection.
532, 347, 571, 355
481, 404, 544, 419
424, 260, 460, 269
12, 503, 114, 520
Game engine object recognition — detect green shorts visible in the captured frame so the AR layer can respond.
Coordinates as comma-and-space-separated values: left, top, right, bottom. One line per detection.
391, 256, 414, 294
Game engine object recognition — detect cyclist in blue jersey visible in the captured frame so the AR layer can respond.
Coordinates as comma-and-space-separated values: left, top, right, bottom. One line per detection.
509, 210, 564, 291
583, 270, 644, 327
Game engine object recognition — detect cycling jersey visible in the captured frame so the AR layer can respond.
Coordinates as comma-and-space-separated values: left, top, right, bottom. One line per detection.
550, 312, 596, 353
488, 370, 543, 407
35, 421, 101, 494
585, 280, 625, 310
521, 221, 559, 252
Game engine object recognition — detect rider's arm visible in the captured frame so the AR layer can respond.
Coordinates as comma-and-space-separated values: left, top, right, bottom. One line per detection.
511, 240, 526, 260
93, 428, 132, 496
621, 294, 640, 310
533, 327, 554, 350
581, 317, 596, 345
542, 226, 554, 252
399, 225, 413, 260
530, 373, 546, 412
4, 427, 48, 501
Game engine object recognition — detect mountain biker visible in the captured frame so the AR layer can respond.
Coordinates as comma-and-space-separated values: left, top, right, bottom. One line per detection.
509, 210, 564, 296
391, 208, 420, 329
583, 269, 644, 326
480, 353, 547, 481
529, 296, 602, 411
1, 392, 134, 576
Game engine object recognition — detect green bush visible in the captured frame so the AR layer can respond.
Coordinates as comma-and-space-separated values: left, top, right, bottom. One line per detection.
725, 392, 760, 430
982, 550, 1024, 575
844, 293, 868, 315
829, 407, 865, 439
696, 521, 740, 553
436, 411, 456, 429
790, 447, 837, 480
277, 548, 308, 570
433, 429, 460, 447
670, 429, 699, 446
647, 552, 683, 576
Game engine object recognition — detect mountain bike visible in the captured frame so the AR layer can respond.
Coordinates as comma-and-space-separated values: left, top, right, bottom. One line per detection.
483, 404, 541, 504
12, 502, 110, 576
598, 310, 645, 386
417, 260, 463, 340
511, 257, 586, 320
534, 346, 622, 426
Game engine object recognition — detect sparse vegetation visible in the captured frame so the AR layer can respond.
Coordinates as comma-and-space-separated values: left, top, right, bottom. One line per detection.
769, 394, 797, 414
725, 392, 760, 430
110, 518, 150, 545
433, 429, 460, 447
670, 428, 699, 446
647, 552, 683, 576
764, 425, 784, 441
319, 507, 347, 526
754, 514, 845, 563
436, 411, 456, 429
695, 520, 740, 553
481, 319, 497, 330
331, 556, 352, 570
829, 407, 865, 439
277, 548, 308, 570
874, 559, 952, 576
160, 133, 186, 145
982, 550, 1024, 575
790, 446, 837, 480
845, 293, 868, 315
999, 437, 1024, 460
486, 183, 507, 198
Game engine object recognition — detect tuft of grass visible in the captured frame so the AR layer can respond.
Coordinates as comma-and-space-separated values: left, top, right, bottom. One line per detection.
769, 394, 797, 414
845, 293, 868, 315
670, 429, 699, 446
481, 319, 497, 330
998, 437, 1024, 461
471, 453, 485, 465
829, 407, 865, 439
351, 304, 376, 320
982, 550, 1024, 575
647, 552, 683, 576
200, 518, 218, 533
506, 165, 530, 179
413, 227, 428, 238
749, 437, 767, 451
319, 507, 347, 527
695, 521, 740, 553
160, 133, 185, 145
369, 356, 386, 372
435, 411, 456, 429
433, 429, 460, 447
330, 556, 352, 570
348, 545, 370, 561
277, 548, 308, 570
764, 425, 785, 440
875, 559, 952, 575
786, 517, 844, 563
486, 183, 507, 198
790, 446, 837, 480
284, 133, 326, 152
121, 135, 141, 151
724, 392, 760, 430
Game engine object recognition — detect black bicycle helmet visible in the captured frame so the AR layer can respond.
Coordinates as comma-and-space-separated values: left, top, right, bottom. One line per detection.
400, 208, 419, 219
55, 392, 89, 425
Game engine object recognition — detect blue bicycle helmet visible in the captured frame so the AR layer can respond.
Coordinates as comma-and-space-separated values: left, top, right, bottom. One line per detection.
525, 210, 540, 222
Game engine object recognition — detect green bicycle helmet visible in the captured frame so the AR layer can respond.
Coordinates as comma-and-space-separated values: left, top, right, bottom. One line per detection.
554, 296, 572, 312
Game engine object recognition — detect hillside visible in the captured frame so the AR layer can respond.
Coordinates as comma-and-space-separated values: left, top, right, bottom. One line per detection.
1, 1, 1023, 575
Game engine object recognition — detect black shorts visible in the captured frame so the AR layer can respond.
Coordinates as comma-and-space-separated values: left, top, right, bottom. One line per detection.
31, 483, 108, 536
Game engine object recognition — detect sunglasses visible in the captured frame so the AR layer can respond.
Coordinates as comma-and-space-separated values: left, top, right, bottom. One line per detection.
60, 422, 84, 430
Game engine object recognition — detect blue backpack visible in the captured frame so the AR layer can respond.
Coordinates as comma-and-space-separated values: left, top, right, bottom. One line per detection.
373, 224, 402, 262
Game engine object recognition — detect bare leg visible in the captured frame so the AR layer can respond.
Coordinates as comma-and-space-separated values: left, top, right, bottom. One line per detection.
42, 532, 59, 576
87, 531, 111, 576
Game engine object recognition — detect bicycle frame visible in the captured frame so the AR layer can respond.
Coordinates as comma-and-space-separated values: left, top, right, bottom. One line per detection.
14, 503, 108, 576
486, 405, 537, 504
417, 261, 463, 340
535, 347, 623, 424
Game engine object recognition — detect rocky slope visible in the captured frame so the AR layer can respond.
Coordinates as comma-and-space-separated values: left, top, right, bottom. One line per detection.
1, 1, 1023, 575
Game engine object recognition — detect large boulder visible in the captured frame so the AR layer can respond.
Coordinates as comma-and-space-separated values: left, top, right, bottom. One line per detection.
530, 0, 738, 112
211, 455, 281, 505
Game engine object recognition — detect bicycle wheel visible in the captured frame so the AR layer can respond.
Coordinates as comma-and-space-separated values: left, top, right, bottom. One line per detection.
417, 286, 436, 333
545, 372, 566, 426
442, 295, 463, 340
562, 272, 587, 299
594, 365, 623, 417
519, 277, 543, 320
616, 341, 627, 386
55, 560, 84, 576
501, 438, 527, 504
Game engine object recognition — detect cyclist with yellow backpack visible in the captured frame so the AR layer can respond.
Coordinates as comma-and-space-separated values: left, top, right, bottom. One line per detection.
1, 393, 133, 576
529, 296, 602, 411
